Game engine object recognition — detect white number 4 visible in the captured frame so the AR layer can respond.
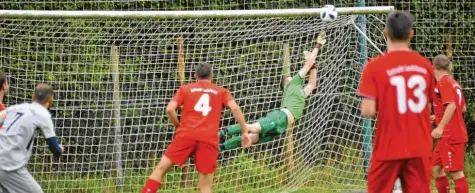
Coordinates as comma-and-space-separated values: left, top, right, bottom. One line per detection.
194, 94, 212, 116
390, 75, 427, 114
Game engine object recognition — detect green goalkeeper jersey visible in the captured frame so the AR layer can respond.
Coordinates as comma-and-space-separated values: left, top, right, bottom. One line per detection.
282, 74, 306, 120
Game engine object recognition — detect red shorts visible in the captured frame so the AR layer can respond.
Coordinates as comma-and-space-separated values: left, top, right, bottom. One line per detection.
368, 158, 431, 193
432, 138, 465, 172
164, 134, 219, 174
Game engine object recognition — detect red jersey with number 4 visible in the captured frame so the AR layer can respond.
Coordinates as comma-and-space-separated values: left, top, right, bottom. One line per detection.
171, 80, 234, 146
358, 50, 435, 161
433, 75, 467, 144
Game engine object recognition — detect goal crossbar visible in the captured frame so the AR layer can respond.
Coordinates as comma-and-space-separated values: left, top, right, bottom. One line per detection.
0, 6, 394, 19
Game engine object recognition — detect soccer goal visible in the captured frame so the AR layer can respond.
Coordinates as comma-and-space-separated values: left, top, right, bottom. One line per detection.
0, 7, 391, 192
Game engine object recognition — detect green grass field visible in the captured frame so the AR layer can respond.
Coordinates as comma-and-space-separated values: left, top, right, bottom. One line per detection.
35, 145, 475, 193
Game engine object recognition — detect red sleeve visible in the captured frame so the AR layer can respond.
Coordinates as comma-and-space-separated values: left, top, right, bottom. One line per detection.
461, 93, 466, 107
171, 87, 185, 106
439, 79, 456, 105
222, 89, 234, 107
427, 62, 437, 102
357, 62, 377, 99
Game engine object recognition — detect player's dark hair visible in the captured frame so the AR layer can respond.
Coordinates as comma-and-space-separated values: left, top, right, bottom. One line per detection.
385, 11, 414, 41
433, 54, 451, 71
34, 84, 54, 104
0, 72, 7, 91
196, 62, 212, 79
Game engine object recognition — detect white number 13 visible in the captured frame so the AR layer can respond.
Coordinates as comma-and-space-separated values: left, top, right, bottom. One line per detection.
194, 94, 212, 116
390, 75, 427, 114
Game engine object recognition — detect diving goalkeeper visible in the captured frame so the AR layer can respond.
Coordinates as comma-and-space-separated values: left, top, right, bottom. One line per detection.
219, 32, 326, 151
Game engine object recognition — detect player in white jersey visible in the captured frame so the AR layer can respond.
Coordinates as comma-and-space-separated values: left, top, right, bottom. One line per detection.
0, 84, 64, 193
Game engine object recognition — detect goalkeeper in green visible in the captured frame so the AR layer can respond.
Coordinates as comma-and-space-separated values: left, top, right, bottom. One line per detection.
219, 32, 326, 151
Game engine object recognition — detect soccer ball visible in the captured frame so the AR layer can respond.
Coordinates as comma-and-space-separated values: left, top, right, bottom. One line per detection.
320, 5, 338, 22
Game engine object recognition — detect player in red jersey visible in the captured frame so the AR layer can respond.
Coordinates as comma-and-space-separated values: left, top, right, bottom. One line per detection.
0, 72, 8, 111
358, 11, 435, 193
142, 62, 251, 193
0, 72, 8, 126
431, 55, 469, 193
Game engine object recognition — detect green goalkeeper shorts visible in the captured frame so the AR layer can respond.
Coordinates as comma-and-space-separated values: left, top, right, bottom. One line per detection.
257, 109, 288, 136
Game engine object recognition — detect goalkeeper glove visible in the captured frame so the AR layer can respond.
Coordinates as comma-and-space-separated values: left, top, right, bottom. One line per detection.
316, 31, 326, 48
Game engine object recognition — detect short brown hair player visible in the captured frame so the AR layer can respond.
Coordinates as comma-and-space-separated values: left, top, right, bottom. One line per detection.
358, 11, 435, 193
431, 54, 469, 193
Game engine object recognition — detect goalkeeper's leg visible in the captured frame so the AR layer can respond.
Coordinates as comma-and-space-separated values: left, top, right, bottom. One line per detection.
221, 122, 261, 136
220, 133, 277, 151
221, 109, 287, 137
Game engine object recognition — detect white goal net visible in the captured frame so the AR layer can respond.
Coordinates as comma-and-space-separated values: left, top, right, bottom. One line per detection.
0, 8, 390, 193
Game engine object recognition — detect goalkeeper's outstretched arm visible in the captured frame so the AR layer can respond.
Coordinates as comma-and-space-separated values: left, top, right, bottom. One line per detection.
303, 46, 319, 97
303, 32, 326, 97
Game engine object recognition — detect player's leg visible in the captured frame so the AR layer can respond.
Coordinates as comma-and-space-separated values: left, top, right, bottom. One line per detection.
256, 110, 288, 136
142, 136, 197, 193
220, 110, 286, 151
220, 133, 260, 151
256, 135, 278, 144
195, 142, 219, 193
432, 140, 450, 193
445, 143, 469, 193
400, 158, 432, 193
198, 173, 214, 193
222, 110, 284, 138
450, 170, 469, 193
0, 169, 9, 193
367, 159, 402, 193
0, 167, 44, 193
221, 122, 261, 136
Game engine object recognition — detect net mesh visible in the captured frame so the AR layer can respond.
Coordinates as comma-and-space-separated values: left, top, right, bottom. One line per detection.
0, 14, 387, 192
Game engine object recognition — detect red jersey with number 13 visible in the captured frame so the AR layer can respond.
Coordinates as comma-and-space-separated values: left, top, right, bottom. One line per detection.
358, 50, 435, 161
433, 75, 467, 144
172, 80, 234, 146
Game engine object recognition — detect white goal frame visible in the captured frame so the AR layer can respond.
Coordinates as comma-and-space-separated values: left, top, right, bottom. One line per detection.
0, 7, 393, 19
0, 6, 394, 192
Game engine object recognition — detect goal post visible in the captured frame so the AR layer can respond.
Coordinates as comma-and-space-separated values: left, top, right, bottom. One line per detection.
0, 6, 393, 192
0, 7, 393, 19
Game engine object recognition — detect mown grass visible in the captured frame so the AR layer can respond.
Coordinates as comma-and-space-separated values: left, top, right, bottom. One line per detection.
34, 144, 475, 193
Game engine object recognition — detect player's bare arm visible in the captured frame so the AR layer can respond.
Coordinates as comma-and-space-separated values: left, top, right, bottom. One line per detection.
283, 31, 326, 89
165, 101, 180, 128
227, 100, 251, 148
432, 102, 456, 139
303, 32, 325, 97
361, 98, 376, 119
463, 104, 467, 113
